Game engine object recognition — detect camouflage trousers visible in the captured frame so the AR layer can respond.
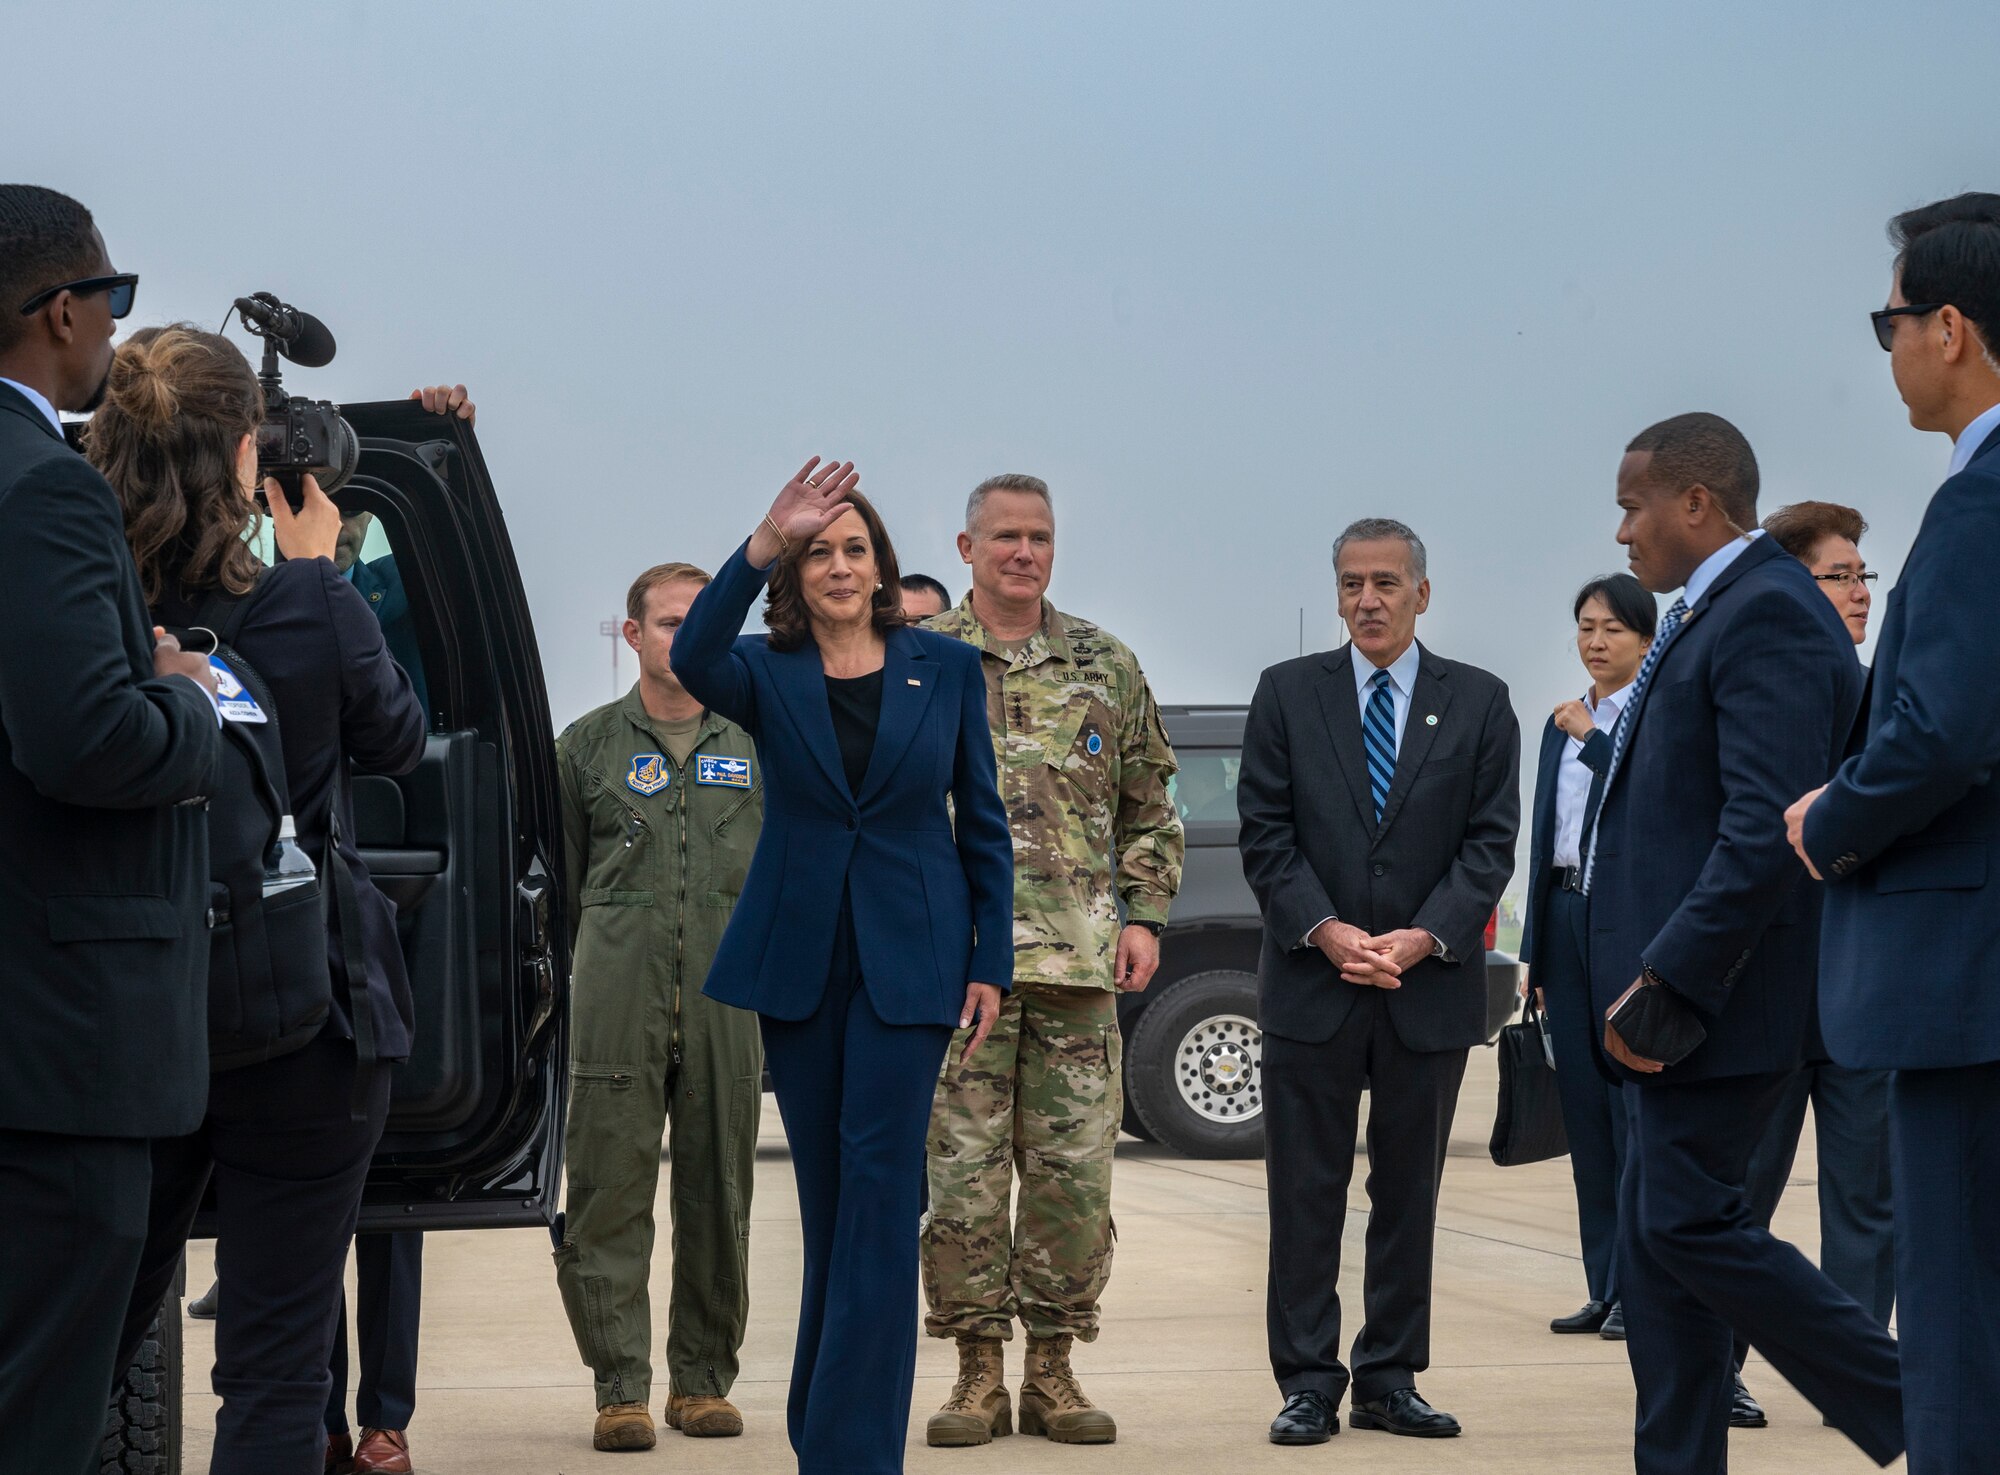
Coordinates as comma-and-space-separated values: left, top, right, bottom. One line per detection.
922, 983, 1121, 1342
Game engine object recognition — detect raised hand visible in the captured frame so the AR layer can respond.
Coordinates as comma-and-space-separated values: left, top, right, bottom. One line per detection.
748, 457, 861, 567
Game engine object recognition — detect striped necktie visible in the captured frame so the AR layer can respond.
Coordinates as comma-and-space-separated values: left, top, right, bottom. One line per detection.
1363, 668, 1397, 824
1582, 595, 1687, 891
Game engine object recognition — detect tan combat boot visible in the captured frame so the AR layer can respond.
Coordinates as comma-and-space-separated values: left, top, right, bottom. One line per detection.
1018, 1334, 1116, 1444
665, 1393, 744, 1437
592, 1401, 657, 1452
926, 1336, 1013, 1446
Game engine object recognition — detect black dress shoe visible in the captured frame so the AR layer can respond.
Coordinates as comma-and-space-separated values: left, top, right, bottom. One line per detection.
1730, 1373, 1767, 1429
1598, 1302, 1626, 1340
1269, 1390, 1338, 1445
188, 1281, 219, 1320
1550, 1299, 1611, 1334
1350, 1388, 1461, 1438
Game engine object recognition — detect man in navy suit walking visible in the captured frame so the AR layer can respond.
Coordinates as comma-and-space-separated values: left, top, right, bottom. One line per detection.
1586, 413, 1901, 1473
1788, 193, 2000, 1475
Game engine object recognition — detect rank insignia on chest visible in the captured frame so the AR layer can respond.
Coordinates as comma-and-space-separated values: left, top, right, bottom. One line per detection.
626, 753, 670, 795
697, 754, 754, 788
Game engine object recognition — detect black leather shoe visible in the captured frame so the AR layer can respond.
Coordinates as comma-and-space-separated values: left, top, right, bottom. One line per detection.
1598, 1303, 1626, 1340
1350, 1388, 1461, 1438
1730, 1373, 1767, 1429
1269, 1390, 1338, 1445
1550, 1299, 1611, 1333
188, 1281, 219, 1320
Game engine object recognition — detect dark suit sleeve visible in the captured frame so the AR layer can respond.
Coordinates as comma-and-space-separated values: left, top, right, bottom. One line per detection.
317, 561, 426, 778
0, 457, 218, 807
1519, 719, 1559, 968
1237, 665, 1339, 948
950, 645, 1015, 990
1805, 480, 2000, 875
669, 540, 765, 731
1578, 728, 1612, 773
1648, 589, 1847, 1012
1410, 679, 1520, 961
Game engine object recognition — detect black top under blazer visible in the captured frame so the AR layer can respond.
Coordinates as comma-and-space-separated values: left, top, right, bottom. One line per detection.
1807, 421, 2000, 1070
1518, 717, 1610, 969
1237, 642, 1521, 1052
0, 382, 222, 1138
1587, 534, 1863, 1083
670, 541, 1014, 1026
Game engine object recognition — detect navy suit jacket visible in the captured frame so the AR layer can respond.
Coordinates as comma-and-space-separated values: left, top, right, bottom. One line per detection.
1518, 714, 1610, 969
1806, 421, 2000, 1070
671, 542, 1014, 1026
1588, 535, 1862, 1082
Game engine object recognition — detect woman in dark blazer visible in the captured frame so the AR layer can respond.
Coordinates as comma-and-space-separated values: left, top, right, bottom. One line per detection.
672, 459, 1013, 1475
1519, 573, 1653, 1340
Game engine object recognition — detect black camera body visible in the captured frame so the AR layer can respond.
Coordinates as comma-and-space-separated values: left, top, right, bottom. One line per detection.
235, 292, 359, 510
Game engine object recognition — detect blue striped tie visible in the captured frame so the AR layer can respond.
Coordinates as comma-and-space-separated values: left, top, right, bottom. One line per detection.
1582, 595, 1687, 891
1363, 669, 1397, 824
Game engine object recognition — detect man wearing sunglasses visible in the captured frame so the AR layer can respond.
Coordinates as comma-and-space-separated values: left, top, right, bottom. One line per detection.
1787, 192, 2000, 1475
0, 185, 221, 1475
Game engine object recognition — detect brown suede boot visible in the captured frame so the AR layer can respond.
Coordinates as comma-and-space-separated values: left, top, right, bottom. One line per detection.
926, 1336, 1013, 1447
592, 1401, 657, 1451
1018, 1334, 1116, 1444
665, 1393, 744, 1437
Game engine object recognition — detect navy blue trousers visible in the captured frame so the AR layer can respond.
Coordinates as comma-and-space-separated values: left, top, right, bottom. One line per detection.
326, 1230, 423, 1434
1536, 886, 1627, 1305
1890, 1061, 2000, 1475
1619, 1070, 1902, 1474
760, 938, 952, 1474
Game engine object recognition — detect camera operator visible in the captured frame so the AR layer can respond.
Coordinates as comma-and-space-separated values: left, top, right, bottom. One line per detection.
89, 323, 427, 1475
0, 187, 221, 1475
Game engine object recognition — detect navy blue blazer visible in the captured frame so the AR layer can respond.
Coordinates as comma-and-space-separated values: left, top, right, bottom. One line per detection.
1518, 714, 1610, 969
1806, 421, 2000, 1070
1588, 535, 1862, 1082
670, 542, 1014, 1026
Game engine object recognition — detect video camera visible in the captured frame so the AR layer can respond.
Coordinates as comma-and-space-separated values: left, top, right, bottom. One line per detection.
232, 292, 359, 510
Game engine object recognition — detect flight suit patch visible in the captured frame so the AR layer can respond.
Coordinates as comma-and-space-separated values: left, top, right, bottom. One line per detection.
696, 755, 753, 788
627, 753, 670, 795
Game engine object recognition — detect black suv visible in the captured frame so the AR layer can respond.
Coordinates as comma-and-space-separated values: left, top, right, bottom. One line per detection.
1116, 706, 1520, 1160
104, 402, 569, 1474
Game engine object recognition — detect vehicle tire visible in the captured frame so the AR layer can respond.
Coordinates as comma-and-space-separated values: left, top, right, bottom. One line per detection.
1125, 970, 1265, 1159
1120, 1096, 1154, 1141
102, 1296, 180, 1475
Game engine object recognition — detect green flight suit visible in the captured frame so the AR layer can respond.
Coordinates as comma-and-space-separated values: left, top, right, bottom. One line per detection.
552, 689, 764, 1409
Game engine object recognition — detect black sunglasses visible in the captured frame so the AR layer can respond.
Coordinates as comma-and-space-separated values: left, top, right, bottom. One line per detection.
1871, 303, 1943, 351
17, 273, 139, 320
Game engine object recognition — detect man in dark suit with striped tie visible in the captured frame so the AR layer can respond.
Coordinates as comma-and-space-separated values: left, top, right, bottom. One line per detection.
1238, 518, 1520, 1446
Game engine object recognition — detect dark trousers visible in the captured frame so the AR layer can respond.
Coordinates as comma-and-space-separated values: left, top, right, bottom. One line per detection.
0, 1129, 151, 1475
326, 1231, 423, 1435
1537, 885, 1628, 1305
115, 1034, 392, 1475
1264, 988, 1469, 1405
759, 940, 952, 1474
1619, 1070, 1902, 1474
1890, 1061, 2000, 1475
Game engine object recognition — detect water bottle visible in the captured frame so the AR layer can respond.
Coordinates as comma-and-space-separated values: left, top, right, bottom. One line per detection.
264, 816, 317, 897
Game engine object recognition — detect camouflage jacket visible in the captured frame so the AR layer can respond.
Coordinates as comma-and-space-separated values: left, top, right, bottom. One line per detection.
927, 596, 1184, 990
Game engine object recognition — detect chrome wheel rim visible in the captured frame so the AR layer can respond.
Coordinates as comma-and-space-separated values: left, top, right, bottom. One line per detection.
1172, 1012, 1263, 1124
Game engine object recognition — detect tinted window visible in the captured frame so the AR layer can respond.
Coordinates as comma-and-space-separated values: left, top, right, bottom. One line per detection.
1169, 748, 1240, 824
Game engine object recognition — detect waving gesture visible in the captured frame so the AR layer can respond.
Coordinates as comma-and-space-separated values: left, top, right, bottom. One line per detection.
747, 457, 861, 567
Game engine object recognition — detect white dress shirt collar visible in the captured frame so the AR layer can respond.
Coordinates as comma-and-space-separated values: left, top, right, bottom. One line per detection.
1351, 638, 1422, 704
1681, 528, 1763, 609
0, 377, 62, 434
1589, 679, 1634, 723
1950, 400, 2000, 478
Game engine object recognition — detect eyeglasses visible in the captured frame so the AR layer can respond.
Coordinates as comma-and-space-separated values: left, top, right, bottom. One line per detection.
1871, 303, 1943, 351
1813, 570, 1878, 587
17, 273, 139, 320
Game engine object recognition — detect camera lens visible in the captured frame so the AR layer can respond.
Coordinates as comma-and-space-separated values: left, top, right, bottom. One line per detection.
318, 412, 361, 495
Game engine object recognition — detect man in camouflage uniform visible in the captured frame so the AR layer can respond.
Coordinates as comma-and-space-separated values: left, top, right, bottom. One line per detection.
553, 562, 764, 1453
922, 474, 1184, 1448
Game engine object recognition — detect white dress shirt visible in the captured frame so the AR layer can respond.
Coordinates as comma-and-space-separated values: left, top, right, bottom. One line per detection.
1681, 527, 1763, 610
1551, 683, 1631, 868
1351, 639, 1423, 751
1950, 400, 2000, 477
0, 377, 62, 433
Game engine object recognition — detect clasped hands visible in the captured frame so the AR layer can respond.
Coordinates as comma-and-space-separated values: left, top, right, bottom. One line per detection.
1308, 919, 1433, 989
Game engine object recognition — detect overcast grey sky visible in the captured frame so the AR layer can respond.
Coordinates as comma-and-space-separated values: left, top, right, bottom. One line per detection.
12, 0, 1994, 883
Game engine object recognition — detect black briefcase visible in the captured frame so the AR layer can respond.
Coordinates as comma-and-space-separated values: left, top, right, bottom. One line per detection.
1489, 1000, 1570, 1167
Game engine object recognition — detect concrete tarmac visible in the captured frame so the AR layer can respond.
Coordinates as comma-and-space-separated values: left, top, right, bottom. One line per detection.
181, 1046, 1905, 1472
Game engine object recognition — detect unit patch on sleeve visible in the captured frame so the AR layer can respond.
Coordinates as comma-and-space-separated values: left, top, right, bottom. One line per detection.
626, 753, 671, 796
696, 755, 754, 788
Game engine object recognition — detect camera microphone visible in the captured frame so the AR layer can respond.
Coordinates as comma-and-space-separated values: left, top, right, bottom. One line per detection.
233, 293, 337, 368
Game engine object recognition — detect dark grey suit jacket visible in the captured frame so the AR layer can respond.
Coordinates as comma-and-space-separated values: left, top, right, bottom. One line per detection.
1238, 642, 1520, 1051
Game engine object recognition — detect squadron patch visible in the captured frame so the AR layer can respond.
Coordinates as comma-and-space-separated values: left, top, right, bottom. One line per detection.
1085, 732, 1103, 755
696, 754, 754, 788
209, 656, 268, 725
626, 753, 670, 796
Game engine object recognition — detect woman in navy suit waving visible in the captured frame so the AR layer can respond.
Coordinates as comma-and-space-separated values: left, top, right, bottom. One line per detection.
672, 458, 1013, 1474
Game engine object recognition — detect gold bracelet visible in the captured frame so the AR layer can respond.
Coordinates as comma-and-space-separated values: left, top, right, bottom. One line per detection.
762, 514, 790, 558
